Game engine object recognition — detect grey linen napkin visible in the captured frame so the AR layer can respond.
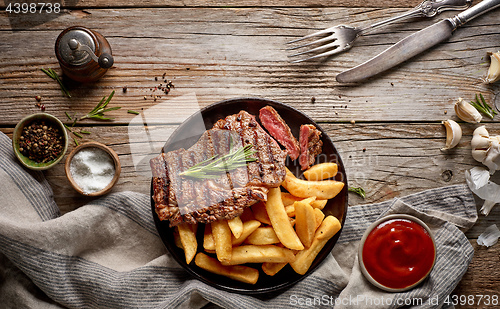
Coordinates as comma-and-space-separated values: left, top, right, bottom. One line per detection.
0, 131, 477, 309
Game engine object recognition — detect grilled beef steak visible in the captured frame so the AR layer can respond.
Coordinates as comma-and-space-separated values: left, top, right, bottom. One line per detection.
259, 106, 300, 160
151, 111, 287, 226
299, 124, 323, 170
213, 110, 287, 187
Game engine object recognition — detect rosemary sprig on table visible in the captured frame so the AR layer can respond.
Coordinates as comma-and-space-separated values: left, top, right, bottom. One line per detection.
180, 144, 257, 179
63, 90, 121, 145
80, 90, 120, 120
41, 68, 71, 98
348, 187, 366, 199
470, 93, 497, 119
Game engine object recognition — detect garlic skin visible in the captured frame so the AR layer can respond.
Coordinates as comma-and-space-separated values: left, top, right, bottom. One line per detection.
485, 51, 500, 84
441, 119, 462, 151
471, 126, 500, 174
454, 97, 482, 123
465, 167, 500, 216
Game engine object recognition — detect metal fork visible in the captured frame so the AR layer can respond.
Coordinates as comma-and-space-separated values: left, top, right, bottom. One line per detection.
287, 0, 472, 63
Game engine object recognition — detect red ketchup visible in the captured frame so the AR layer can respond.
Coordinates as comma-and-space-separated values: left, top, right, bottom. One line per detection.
362, 218, 435, 290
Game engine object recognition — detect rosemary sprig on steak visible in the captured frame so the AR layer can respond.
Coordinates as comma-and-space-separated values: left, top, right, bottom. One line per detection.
179, 143, 257, 179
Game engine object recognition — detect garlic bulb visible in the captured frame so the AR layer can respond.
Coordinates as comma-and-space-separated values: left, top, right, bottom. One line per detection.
441, 119, 462, 151
454, 97, 482, 123
471, 126, 500, 174
485, 51, 500, 84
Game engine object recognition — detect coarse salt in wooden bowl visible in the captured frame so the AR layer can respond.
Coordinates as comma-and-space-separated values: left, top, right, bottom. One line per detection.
65, 141, 121, 197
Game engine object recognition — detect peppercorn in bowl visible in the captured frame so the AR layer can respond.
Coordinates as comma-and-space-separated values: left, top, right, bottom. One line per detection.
12, 113, 68, 170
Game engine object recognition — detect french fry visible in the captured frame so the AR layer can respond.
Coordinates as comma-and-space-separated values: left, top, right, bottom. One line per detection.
195, 252, 259, 285
173, 226, 183, 249
294, 199, 316, 248
290, 216, 341, 275
282, 168, 344, 200
228, 216, 243, 239
211, 220, 232, 264
314, 208, 325, 231
285, 205, 295, 217
281, 192, 302, 206
265, 187, 304, 250
245, 227, 280, 245
223, 245, 296, 265
303, 162, 338, 181
252, 201, 271, 225
311, 199, 328, 210
232, 220, 261, 246
203, 224, 215, 251
262, 262, 287, 276
177, 223, 198, 264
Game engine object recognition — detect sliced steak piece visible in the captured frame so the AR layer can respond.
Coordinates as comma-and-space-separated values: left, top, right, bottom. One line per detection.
299, 124, 323, 170
213, 110, 287, 188
258, 106, 300, 160
151, 122, 285, 226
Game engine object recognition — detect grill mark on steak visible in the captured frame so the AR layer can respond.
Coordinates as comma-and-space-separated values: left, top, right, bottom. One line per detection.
151, 110, 287, 226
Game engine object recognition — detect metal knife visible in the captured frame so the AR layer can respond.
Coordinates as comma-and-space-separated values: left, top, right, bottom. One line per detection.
336, 0, 500, 83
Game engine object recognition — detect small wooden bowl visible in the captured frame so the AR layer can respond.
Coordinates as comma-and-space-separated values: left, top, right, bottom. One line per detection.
65, 142, 121, 196
12, 113, 68, 171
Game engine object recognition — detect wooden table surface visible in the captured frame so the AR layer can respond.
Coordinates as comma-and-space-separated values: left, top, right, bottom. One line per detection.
1, 0, 499, 306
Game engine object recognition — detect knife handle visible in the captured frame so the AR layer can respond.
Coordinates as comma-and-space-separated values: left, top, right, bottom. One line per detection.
449, 0, 500, 29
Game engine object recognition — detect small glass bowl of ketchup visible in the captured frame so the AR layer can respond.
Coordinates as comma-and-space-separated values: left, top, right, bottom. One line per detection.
358, 214, 436, 292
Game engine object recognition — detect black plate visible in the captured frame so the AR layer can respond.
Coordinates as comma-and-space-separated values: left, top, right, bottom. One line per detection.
151, 97, 348, 294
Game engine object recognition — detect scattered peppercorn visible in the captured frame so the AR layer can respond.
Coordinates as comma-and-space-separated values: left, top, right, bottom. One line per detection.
35, 96, 42, 102
18, 120, 64, 163
123, 86, 128, 93
311, 96, 316, 104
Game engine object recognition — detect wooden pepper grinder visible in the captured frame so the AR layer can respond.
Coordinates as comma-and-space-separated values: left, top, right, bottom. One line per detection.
55, 26, 114, 83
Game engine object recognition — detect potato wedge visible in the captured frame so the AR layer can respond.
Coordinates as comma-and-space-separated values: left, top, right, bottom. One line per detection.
265, 187, 304, 250
228, 216, 243, 239
282, 170, 344, 200
203, 224, 215, 251
211, 220, 232, 264
311, 199, 328, 210
262, 262, 287, 276
285, 205, 295, 217
195, 252, 259, 285
173, 226, 183, 249
281, 192, 302, 206
294, 199, 316, 248
177, 223, 198, 264
290, 216, 341, 275
252, 201, 272, 225
303, 162, 338, 181
314, 208, 325, 231
245, 227, 280, 245
232, 220, 261, 246
223, 245, 296, 265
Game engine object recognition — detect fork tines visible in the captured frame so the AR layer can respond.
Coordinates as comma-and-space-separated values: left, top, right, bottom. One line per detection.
286, 26, 350, 63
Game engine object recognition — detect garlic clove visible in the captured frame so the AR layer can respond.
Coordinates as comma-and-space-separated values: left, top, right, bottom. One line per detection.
441, 119, 462, 151
454, 97, 482, 123
486, 51, 500, 84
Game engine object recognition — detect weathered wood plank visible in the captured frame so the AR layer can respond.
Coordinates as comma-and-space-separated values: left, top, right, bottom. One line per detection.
0, 0, 424, 9
1, 8, 499, 125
